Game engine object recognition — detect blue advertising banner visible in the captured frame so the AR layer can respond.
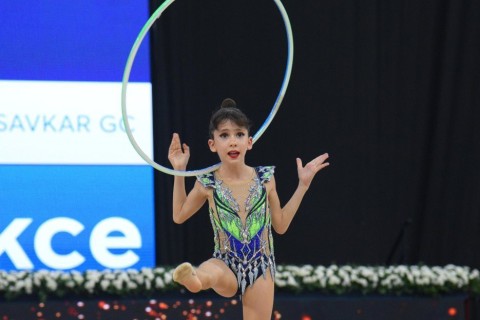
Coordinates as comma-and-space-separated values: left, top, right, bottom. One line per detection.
0, 1, 155, 271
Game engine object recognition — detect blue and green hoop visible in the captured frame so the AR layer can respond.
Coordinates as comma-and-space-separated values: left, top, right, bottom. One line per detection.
121, 0, 294, 176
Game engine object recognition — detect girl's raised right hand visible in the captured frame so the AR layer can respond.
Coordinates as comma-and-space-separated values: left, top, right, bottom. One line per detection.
168, 133, 190, 170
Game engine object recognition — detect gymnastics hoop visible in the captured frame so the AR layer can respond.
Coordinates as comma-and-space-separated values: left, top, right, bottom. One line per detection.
121, 0, 294, 177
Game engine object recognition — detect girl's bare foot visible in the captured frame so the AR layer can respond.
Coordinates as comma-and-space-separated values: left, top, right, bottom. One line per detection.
173, 262, 202, 293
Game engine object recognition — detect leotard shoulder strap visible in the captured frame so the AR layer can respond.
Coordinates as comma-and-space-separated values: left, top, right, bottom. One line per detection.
196, 172, 216, 189
255, 166, 275, 184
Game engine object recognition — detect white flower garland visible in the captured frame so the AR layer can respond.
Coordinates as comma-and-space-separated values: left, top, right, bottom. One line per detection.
1, 265, 479, 301
274, 264, 480, 295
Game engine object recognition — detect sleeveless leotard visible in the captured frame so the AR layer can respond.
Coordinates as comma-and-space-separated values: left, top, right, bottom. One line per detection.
196, 166, 276, 295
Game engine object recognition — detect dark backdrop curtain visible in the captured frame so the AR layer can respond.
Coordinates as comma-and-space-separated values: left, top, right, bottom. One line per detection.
149, 0, 480, 267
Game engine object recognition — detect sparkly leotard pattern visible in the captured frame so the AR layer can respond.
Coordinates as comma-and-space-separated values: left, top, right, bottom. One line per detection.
196, 166, 276, 295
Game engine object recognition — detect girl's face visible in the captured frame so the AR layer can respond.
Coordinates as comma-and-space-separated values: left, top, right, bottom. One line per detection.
208, 120, 252, 164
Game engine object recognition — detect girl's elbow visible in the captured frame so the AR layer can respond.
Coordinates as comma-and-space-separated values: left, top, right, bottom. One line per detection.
172, 214, 185, 224
274, 225, 288, 235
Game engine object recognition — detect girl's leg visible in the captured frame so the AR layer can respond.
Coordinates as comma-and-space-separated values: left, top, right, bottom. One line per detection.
241, 271, 275, 320
173, 258, 238, 297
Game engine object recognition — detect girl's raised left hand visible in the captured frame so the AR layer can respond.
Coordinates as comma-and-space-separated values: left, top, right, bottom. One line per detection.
296, 153, 329, 189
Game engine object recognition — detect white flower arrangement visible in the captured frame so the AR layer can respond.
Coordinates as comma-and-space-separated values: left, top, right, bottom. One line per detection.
0, 265, 479, 301
0, 267, 177, 301
275, 264, 480, 295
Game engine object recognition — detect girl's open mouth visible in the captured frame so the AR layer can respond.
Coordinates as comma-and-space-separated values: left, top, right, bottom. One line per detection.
228, 151, 240, 159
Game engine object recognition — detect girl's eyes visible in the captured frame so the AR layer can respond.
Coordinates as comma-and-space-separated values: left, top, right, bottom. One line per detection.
219, 132, 245, 138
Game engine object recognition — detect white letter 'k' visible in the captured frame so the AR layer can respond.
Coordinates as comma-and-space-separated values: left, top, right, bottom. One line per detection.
0, 218, 34, 269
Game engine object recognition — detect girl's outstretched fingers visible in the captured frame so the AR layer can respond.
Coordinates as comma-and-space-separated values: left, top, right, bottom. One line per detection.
297, 153, 330, 188
310, 153, 330, 172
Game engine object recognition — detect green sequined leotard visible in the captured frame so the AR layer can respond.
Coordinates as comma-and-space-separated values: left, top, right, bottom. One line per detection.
196, 166, 276, 295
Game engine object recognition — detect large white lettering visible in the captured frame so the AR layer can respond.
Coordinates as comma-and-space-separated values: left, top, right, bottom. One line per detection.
34, 217, 85, 269
90, 217, 141, 269
0, 217, 143, 270
0, 218, 34, 269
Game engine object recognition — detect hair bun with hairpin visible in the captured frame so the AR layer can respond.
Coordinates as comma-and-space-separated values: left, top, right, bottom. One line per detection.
220, 98, 237, 108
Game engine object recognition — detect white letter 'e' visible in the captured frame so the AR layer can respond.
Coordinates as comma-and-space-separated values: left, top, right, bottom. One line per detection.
90, 217, 141, 269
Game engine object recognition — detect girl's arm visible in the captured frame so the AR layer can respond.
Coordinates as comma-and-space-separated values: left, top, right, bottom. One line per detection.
172, 180, 208, 224
169, 133, 208, 224
269, 153, 329, 234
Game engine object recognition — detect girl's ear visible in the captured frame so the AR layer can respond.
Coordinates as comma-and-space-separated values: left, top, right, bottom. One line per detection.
208, 139, 217, 152
247, 136, 253, 150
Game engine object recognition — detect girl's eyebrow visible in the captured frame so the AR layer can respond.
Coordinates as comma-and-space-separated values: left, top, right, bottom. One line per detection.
217, 128, 245, 132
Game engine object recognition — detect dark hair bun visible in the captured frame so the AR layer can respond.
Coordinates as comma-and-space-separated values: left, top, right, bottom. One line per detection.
220, 98, 237, 108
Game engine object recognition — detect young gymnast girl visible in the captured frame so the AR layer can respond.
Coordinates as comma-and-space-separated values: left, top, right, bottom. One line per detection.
168, 98, 329, 320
